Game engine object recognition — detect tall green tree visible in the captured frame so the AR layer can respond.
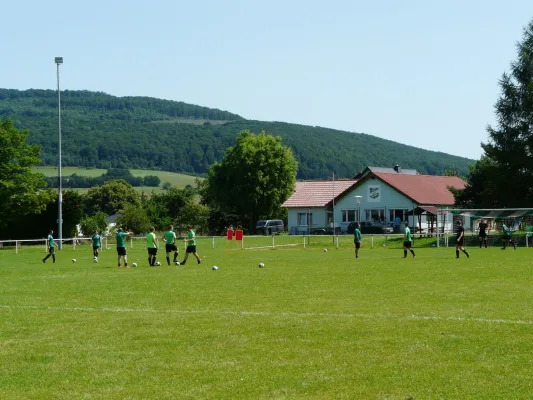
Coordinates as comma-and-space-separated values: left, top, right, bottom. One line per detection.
80, 212, 109, 237
0, 118, 52, 228
480, 19, 533, 206
203, 130, 297, 231
116, 204, 151, 234
84, 179, 141, 216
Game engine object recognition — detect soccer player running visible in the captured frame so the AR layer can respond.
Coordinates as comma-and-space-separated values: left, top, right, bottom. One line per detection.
147, 226, 159, 266
181, 225, 201, 265
403, 222, 416, 258
42, 230, 56, 263
478, 219, 488, 248
163, 224, 179, 266
502, 223, 516, 250
455, 221, 470, 258
353, 222, 362, 258
91, 231, 101, 258
116, 228, 133, 268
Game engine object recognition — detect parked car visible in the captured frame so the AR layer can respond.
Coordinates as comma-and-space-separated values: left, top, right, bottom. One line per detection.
346, 221, 394, 234
310, 227, 342, 235
256, 219, 284, 235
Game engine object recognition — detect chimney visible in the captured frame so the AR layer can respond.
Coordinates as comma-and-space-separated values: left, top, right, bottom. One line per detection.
393, 164, 400, 173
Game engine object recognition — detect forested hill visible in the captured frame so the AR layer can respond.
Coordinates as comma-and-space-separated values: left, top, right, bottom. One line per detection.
0, 89, 474, 179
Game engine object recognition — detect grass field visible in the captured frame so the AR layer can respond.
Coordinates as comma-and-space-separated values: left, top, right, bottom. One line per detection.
1, 240, 532, 399
33, 166, 202, 192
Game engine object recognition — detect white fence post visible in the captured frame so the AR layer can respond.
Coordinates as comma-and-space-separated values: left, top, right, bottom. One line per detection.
336, 236, 339, 249
212, 237, 215, 249
371, 235, 374, 249
272, 235, 275, 249
15, 241, 18, 254
303, 236, 306, 249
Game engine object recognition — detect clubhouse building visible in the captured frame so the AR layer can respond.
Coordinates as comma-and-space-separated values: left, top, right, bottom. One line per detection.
282, 166, 467, 235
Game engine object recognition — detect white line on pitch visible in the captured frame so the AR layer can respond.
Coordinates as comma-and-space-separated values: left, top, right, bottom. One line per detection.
1, 304, 532, 326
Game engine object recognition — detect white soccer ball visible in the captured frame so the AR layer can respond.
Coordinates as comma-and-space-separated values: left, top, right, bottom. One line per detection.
174, 261, 180, 265
132, 262, 138, 268
212, 266, 219, 270
323, 248, 328, 252
93, 257, 98, 263
71, 258, 76, 263
155, 262, 161, 266
259, 263, 265, 268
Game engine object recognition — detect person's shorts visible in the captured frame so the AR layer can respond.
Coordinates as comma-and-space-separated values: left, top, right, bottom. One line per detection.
403, 241, 412, 248
354, 241, 361, 249
186, 245, 196, 254
165, 244, 178, 253
117, 247, 127, 256
456, 238, 464, 246
148, 247, 158, 255
93, 246, 100, 251
48, 247, 55, 254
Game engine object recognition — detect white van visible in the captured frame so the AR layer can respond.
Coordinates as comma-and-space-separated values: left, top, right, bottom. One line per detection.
256, 220, 284, 235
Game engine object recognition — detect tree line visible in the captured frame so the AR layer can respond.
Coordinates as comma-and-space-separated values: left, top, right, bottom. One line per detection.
44, 168, 161, 188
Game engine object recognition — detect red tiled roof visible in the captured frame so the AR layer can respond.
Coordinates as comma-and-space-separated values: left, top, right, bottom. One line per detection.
282, 180, 358, 208
371, 172, 467, 205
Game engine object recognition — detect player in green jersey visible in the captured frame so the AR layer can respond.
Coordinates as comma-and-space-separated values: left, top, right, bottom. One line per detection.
91, 231, 101, 258
501, 223, 516, 250
42, 230, 56, 263
353, 223, 362, 258
147, 226, 159, 266
116, 228, 133, 268
403, 223, 416, 259
163, 225, 178, 266
181, 225, 201, 265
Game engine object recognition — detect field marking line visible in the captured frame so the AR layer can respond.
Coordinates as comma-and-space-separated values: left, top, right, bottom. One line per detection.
1, 304, 532, 326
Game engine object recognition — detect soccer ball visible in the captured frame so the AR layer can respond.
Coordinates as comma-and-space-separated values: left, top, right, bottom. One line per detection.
174, 261, 180, 265
93, 257, 98, 263
212, 266, 219, 270
323, 249, 328, 252
155, 262, 161, 266
258, 263, 265, 268
132, 262, 138, 268
71, 258, 76, 263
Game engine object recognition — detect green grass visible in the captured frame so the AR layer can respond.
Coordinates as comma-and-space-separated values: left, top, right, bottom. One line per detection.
1, 241, 532, 399
33, 166, 203, 192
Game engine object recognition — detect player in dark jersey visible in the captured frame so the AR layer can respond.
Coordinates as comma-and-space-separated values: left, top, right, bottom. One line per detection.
478, 220, 488, 248
455, 221, 470, 259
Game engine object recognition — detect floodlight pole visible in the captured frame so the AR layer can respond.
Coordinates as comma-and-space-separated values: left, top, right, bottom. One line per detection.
55, 57, 63, 250
355, 196, 362, 224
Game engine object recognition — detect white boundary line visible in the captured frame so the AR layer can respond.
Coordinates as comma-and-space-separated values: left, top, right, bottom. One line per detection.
1, 304, 532, 325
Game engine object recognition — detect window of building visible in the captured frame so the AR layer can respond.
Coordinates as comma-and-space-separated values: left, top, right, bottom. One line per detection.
389, 209, 408, 223
365, 209, 385, 223
298, 212, 312, 226
341, 209, 356, 223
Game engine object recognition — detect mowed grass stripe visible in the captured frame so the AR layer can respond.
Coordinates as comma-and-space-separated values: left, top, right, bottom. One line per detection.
2, 304, 533, 325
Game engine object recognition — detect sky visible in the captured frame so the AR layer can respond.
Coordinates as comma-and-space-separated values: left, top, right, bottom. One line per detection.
2, 0, 533, 160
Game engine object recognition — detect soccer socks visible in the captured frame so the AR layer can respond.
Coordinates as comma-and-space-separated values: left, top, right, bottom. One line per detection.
462, 249, 470, 258
166, 256, 171, 266
456, 250, 460, 258
403, 249, 408, 258
410, 250, 415, 258
173, 252, 179, 262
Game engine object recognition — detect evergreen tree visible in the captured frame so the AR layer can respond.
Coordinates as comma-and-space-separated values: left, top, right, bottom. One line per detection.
481, 19, 533, 206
